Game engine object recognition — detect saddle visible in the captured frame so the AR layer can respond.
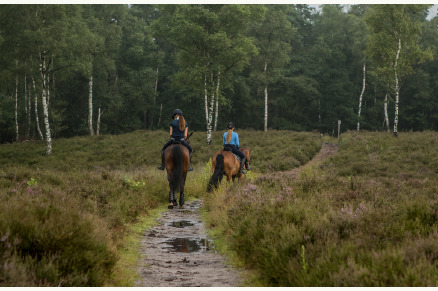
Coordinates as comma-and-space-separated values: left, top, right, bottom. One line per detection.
170, 137, 185, 144
223, 147, 242, 163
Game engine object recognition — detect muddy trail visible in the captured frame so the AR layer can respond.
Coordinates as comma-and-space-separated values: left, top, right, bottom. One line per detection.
135, 142, 339, 287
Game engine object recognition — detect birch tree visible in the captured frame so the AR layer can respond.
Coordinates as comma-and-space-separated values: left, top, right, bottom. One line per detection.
357, 63, 366, 131
26, 5, 94, 154
152, 4, 263, 144
365, 4, 433, 137
250, 5, 295, 132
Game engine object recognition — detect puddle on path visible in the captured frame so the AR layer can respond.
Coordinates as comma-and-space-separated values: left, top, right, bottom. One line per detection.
170, 220, 195, 228
163, 238, 212, 253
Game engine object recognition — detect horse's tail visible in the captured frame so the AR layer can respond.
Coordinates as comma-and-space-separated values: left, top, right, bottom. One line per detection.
207, 154, 224, 192
172, 145, 184, 192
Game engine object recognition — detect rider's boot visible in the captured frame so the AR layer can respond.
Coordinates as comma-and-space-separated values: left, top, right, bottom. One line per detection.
188, 151, 193, 171
157, 150, 165, 170
240, 157, 247, 174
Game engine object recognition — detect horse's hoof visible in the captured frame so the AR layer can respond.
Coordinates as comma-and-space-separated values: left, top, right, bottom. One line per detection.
173, 200, 178, 206
168, 204, 174, 209
179, 205, 184, 209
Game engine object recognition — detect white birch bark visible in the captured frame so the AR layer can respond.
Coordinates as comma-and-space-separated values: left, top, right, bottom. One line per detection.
206, 73, 215, 145
204, 74, 208, 125
97, 107, 102, 136
40, 52, 52, 156
15, 61, 19, 142
31, 74, 44, 141
88, 74, 94, 136
357, 63, 366, 131
384, 92, 390, 132
393, 37, 401, 137
264, 61, 268, 132
214, 72, 220, 132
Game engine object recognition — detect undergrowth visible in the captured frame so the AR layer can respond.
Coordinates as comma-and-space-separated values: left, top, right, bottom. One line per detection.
202, 130, 438, 286
0, 129, 321, 286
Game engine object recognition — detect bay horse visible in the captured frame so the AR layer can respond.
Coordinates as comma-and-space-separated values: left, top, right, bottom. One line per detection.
164, 143, 190, 209
207, 147, 251, 192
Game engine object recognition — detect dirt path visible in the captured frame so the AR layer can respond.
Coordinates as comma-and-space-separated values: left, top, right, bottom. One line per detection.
135, 142, 339, 287
280, 142, 339, 179
135, 199, 242, 287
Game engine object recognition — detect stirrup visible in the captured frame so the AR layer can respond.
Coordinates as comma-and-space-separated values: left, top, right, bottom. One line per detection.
157, 164, 165, 170
188, 166, 193, 171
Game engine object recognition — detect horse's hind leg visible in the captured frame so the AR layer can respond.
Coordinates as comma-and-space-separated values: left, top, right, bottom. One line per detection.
168, 190, 173, 209
179, 184, 185, 208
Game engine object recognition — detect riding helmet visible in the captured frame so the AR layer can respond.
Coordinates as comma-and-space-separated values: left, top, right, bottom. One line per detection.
227, 121, 234, 129
172, 109, 183, 119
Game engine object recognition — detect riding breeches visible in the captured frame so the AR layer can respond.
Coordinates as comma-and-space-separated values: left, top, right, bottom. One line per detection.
223, 144, 245, 160
162, 138, 192, 153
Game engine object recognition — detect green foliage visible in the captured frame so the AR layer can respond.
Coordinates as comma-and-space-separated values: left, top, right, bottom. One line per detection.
1, 4, 438, 142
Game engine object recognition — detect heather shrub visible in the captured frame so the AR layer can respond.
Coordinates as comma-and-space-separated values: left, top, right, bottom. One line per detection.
2, 129, 318, 286
203, 131, 438, 286
0, 190, 116, 286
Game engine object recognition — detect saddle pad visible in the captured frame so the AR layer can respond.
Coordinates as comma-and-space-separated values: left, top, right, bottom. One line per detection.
232, 153, 241, 163
223, 147, 241, 163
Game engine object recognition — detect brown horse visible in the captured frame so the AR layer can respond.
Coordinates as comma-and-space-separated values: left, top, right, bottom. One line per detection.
207, 147, 251, 192
165, 143, 190, 209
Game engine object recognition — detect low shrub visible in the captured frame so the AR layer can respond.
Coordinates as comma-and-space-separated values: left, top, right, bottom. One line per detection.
203, 131, 438, 286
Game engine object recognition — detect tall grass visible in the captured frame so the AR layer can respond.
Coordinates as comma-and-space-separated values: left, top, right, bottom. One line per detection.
0, 129, 321, 286
202, 131, 438, 286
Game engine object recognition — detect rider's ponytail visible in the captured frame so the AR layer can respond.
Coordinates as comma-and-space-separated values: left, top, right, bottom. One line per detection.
179, 115, 185, 131
226, 129, 232, 144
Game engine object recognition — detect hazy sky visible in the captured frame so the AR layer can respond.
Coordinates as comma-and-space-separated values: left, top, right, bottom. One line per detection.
308, 4, 437, 20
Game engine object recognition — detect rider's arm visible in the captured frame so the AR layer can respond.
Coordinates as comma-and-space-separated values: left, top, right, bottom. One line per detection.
184, 127, 188, 139
235, 132, 240, 148
169, 126, 173, 138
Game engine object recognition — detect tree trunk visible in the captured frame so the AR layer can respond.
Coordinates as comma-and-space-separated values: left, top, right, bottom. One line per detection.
357, 63, 366, 131
157, 103, 162, 127
384, 92, 390, 132
204, 74, 209, 125
28, 79, 31, 139
40, 51, 52, 156
214, 72, 220, 132
97, 107, 102, 136
206, 73, 215, 145
264, 61, 268, 132
88, 74, 94, 136
31, 74, 44, 141
393, 37, 401, 137
15, 60, 19, 142
151, 66, 159, 129
24, 72, 29, 140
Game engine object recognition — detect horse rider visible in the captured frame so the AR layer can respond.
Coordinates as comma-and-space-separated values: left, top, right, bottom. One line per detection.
223, 121, 250, 174
157, 109, 193, 171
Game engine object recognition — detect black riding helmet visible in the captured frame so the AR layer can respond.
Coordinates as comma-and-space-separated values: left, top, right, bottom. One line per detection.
227, 121, 234, 129
172, 109, 183, 119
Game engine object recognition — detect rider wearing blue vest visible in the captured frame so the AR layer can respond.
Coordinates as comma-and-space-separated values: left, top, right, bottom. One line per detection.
223, 121, 250, 174
157, 109, 193, 171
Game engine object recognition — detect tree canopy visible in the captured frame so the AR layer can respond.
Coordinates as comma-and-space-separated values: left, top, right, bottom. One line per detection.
0, 4, 436, 144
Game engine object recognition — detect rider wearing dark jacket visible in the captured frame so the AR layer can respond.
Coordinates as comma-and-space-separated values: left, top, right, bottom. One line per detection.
157, 109, 193, 171
223, 122, 250, 174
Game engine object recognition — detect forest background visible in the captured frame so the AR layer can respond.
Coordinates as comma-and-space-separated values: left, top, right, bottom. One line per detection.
0, 4, 437, 148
